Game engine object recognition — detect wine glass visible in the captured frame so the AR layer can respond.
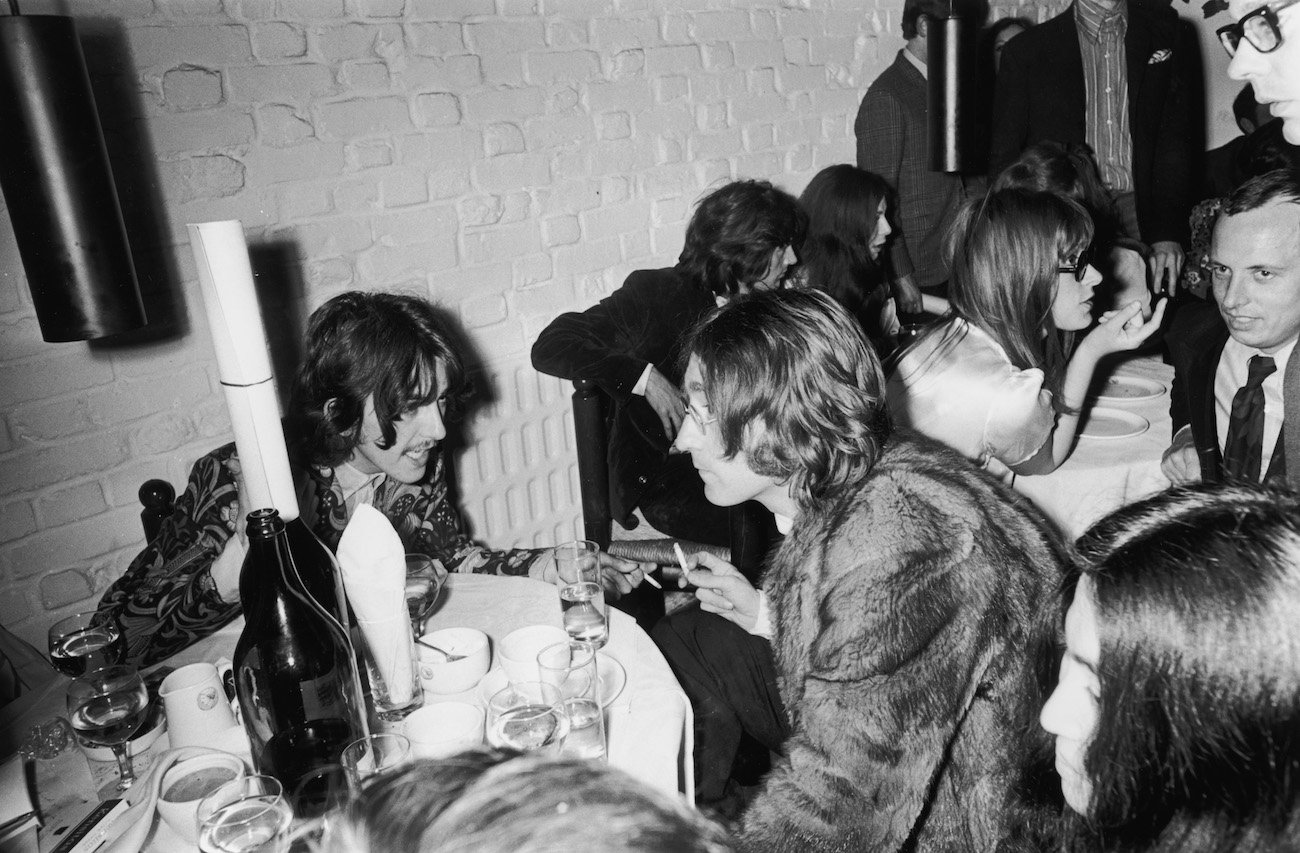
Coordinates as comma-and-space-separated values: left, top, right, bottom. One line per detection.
66, 666, 149, 790
196, 774, 292, 853
48, 611, 126, 677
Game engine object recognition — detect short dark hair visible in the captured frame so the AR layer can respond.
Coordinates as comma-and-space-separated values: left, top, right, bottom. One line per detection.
677, 179, 806, 297
797, 164, 891, 323
1222, 167, 1300, 217
1064, 483, 1300, 850
329, 750, 734, 853
681, 289, 889, 509
292, 291, 468, 467
903, 0, 951, 39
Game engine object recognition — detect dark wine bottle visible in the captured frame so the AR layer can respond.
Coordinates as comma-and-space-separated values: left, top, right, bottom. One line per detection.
234, 508, 368, 819
284, 514, 350, 630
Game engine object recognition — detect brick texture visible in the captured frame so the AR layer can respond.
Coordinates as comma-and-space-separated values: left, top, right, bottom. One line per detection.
0, 0, 1069, 650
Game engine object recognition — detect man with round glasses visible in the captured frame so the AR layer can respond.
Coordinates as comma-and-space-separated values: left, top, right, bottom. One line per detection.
1224, 0, 1300, 143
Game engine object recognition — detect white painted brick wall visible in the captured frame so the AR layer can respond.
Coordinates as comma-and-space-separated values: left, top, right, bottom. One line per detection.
0, 0, 1083, 650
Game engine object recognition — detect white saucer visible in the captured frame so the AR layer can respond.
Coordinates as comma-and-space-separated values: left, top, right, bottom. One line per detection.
1093, 373, 1165, 402
1079, 406, 1150, 440
477, 652, 626, 707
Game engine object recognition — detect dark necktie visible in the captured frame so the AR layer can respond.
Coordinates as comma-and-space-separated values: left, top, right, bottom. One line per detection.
1222, 354, 1276, 482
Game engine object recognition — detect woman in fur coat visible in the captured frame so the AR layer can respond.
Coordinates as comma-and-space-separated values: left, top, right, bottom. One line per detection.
659, 289, 1067, 851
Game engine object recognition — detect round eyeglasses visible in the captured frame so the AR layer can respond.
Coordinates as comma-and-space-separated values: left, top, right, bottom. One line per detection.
679, 394, 718, 430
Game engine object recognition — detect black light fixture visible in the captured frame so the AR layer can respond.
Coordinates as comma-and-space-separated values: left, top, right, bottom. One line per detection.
0, 2, 146, 342
927, 0, 975, 173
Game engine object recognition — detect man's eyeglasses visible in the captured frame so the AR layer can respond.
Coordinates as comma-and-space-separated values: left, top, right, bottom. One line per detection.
1058, 245, 1094, 282
680, 394, 718, 430
1218, 0, 1300, 57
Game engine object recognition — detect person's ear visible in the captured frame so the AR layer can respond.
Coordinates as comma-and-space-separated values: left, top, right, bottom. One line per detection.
917, 15, 929, 38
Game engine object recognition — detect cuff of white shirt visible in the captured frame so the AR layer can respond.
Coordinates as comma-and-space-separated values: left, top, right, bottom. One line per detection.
631, 362, 654, 396
749, 590, 773, 639
211, 536, 247, 604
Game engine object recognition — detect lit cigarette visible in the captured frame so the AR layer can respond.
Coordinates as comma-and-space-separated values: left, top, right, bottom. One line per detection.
673, 542, 691, 583
642, 572, 662, 589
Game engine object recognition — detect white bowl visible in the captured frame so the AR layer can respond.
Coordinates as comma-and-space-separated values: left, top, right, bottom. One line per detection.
403, 702, 483, 759
156, 752, 247, 844
497, 625, 568, 686
417, 628, 490, 695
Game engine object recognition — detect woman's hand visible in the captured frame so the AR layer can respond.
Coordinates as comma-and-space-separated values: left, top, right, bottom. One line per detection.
680, 551, 760, 631
1080, 297, 1168, 357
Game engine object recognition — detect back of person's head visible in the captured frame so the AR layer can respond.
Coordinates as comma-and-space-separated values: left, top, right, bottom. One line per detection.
1068, 483, 1300, 850
797, 164, 890, 316
903, 0, 950, 39
681, 288, 889, 509
293, 290, 467, 467
677, 179, 805, 298
1222, 167, 1300, 217
947, 187, 1092, 393
993, 141, 1118, 240
328, 750, 734, 853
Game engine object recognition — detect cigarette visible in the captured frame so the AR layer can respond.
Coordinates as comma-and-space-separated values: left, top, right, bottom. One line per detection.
673, 542, 691, 583
642, 573, 662, 589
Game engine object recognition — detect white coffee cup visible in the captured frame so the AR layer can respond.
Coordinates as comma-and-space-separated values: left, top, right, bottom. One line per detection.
159, 662, 236, 748
403, 702, 483, 759
498, 625, 568, 686
156, 753, 247, 844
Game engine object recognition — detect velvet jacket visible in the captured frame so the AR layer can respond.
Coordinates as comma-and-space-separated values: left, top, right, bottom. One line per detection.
530, 266, 716, 524
97, 442, 543, 666
990, 0, 1201, 245
738, 434, 1066, 852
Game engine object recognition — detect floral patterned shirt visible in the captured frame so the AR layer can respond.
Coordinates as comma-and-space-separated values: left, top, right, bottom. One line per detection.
96, 442, 543, 665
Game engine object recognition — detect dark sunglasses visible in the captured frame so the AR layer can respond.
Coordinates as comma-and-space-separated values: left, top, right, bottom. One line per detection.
1058, 245, 1094, 282
1217, 0, 1300, 56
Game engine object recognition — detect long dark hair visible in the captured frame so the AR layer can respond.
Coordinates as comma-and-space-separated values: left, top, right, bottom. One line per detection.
1062, 483, 1300, 851
677, 179, 806, 297
947, 187, 1093, 410
797, 164, 891, 336
291, 291, 469, 467
993, 140, 1122, 247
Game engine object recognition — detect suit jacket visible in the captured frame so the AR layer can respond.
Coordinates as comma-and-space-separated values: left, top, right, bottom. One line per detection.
531, 267, 715, 524
1167, 300, 1292, 483
739, 434, 1065, 852
856, 51, 974, 292
990, 0, 1200, 245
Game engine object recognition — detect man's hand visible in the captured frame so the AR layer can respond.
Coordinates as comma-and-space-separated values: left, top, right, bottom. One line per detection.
1149, 241, 1185, 295
891, 274, 923, 315
596, 551, 651, 598
643, 367, 684, 440
1161, 427, 1203, 485
681, 551, 760, 632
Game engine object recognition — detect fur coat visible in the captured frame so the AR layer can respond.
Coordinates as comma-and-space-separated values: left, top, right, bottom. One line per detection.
738, 433, 1067, 851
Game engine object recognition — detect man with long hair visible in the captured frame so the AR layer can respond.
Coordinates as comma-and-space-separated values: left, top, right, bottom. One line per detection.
657, 289, 1066, 850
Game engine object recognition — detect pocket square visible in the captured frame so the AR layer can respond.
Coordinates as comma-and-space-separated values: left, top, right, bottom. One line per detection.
1149, 48, 1172, 63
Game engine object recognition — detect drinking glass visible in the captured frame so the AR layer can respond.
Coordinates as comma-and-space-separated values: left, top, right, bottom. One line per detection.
536, 640, 606, 761
486, 681, 569, 756
196, 774, 292, 853
66, 665, 149, 790
340, 733, 411, 792
405, 553, 447, 635
48, 611, 126, 677
555, 540, 607, 649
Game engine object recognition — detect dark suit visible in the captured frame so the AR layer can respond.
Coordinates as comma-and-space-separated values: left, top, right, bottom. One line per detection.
990, 0, 1201, 245
856, 51, 975, 293
1167, 300, 1289, 483
531, 267, 729, 542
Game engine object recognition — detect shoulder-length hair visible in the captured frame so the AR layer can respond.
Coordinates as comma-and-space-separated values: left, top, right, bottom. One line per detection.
797, 164, 890, 321
677, 179, 806, 297
992, 141, 1121, 245
947, 187, 1093, 407
291, 290, 469, 467
681, 289, 890, 510
1065, 483, 1300, 851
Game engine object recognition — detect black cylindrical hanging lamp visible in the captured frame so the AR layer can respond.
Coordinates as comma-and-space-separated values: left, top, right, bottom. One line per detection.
0, 11, 146, 342
927, 7, 975, 173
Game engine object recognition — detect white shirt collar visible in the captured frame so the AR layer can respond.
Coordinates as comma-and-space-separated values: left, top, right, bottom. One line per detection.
774, 513, 794, 535
334, 460, 386, 504
902, 47, 927, 79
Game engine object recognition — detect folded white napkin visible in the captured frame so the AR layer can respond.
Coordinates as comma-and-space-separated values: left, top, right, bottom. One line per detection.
337, 505, 414, 705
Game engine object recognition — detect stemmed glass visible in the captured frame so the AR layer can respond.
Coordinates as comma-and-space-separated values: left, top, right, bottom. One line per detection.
66, 665, 149, 790
196, 774, 292, 853
48, 611, 126, 677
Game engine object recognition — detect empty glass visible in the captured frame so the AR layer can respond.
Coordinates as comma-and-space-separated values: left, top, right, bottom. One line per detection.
537, 640, 606, 761
340, 733, 411, 792
486, 681, 569, 756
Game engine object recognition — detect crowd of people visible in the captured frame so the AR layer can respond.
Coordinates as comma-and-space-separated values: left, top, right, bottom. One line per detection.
61, 0, 1300, 848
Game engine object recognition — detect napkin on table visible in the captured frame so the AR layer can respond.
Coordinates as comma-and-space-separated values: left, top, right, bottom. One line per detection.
337, 505, 414, 705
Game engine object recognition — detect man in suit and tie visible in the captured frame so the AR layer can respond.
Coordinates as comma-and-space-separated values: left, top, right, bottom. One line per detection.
1162, 169, 1300, 486
990, 0, 1202, 293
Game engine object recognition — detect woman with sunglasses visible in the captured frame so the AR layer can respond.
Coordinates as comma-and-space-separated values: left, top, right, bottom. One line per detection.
887, 187, 1167, 478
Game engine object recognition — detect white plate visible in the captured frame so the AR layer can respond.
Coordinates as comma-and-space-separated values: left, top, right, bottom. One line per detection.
1093, 373, 1166, 402
1079, 406, 1150, 440
477, 652, 626, 708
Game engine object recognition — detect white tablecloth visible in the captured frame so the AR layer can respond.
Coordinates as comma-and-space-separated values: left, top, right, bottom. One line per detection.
1014, 354, 1174, 539
22, 574, 692, 852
